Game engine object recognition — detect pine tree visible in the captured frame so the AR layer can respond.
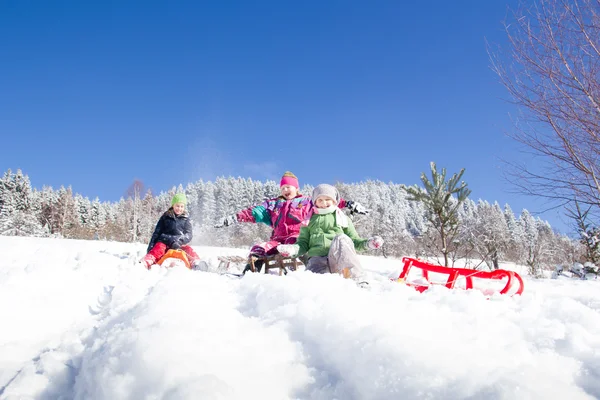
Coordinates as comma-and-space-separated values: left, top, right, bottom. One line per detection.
0, 170, 16, 234
566, 201, 600, 265
58, 186, 77, 237
38, 186, 60, 235
0, 170, 44, 236
197, 181, 217, 244
518, 210, 543, 276
404, 162, 472, 266
89, 197, 107, 238
469, 201, 510, 270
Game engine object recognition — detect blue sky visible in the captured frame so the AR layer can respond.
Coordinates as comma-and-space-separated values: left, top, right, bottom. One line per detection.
0, 1, 571, 232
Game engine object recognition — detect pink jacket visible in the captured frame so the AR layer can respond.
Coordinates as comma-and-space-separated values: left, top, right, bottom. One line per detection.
236, 194, 347, 243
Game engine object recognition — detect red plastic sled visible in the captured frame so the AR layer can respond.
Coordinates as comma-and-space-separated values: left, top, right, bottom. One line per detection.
396, 257, 524, 296
157, 249, 192, 270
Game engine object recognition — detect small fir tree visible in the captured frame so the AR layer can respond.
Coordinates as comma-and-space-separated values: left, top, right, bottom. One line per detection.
404, 162, 472, 266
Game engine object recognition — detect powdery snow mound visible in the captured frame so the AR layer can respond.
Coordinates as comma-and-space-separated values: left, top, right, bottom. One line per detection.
0, 236, 599, 400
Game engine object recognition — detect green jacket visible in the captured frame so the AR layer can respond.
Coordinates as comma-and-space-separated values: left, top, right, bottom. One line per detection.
296, 211, 368, 258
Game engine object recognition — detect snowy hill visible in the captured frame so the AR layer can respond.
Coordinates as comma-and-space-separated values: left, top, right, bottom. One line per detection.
0, 237, 599, 400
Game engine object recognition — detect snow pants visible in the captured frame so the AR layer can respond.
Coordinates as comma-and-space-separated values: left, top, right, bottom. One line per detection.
147, 242, 200, 264
249, 236, 298, 257
306, 234, 364, 278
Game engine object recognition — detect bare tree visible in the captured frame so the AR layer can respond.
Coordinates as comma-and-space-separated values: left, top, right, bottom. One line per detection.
490, 0, 600, 214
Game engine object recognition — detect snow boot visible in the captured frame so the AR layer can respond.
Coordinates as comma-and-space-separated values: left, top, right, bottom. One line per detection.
242, 259, 264, 274
140, 254, 156, 270
192, 260, 209, 271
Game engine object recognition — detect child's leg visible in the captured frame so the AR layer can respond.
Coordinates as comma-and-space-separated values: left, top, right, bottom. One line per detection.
147, 242, 168, 261
328, 234, 364, 278
243, 240, 281, 273
180, 245, 200, 264
282, 237, 298, 245
249, 240, 280, 257
306, 256, 330, 274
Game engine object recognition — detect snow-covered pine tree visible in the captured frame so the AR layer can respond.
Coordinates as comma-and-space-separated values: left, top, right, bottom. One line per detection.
185, 183, 199, 220
58, 186, 77, 237
468, 201, 510, 270
196, 180, 217, 245
503, 204, 521, 261
125, 180, 146, 242
566, 201, 600, 265
263, 179, 279, 200
37, 185, 60, 235
137, 189, 155, 243
72, 194, 92, 239
0, 169, 44, 236
196, 180, 212, 226
518, 210, 543, 276
89, 197, 102, 239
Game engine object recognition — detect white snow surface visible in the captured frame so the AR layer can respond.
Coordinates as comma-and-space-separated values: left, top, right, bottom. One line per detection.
0, 236, 599, 400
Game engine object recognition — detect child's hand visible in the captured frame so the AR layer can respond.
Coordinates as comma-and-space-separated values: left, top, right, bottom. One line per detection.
171, 235, 185, 249
367, 236, 384, 250
215, 215, 237, 228
346, 200, 371, 215
277, 244, 299, 258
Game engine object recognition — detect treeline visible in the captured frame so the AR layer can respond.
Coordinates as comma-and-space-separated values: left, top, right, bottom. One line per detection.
0, 169, 588, 272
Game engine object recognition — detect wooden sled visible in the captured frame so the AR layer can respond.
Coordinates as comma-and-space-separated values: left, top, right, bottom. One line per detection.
217, 254, 304, 276
217, 256, 247, 273
157, 249, 192, 270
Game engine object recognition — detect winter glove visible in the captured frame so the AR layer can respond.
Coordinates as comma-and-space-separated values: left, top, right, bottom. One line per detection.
277, 244, 299, 258
367, 236, 384, 250
346, 200, 371, 215
170, 239, 182, 250
215, 215, 237, 228
158, 234, 173, 246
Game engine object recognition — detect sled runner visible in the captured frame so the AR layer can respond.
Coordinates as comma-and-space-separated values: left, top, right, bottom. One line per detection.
217, 256, 247, 272
157, 249, 192, 270
396, 257, 524, 296
252, 253, 303, 275
218, 254, 304, 276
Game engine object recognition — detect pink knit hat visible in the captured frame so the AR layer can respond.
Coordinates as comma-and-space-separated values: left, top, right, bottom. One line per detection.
280, 171, 299, 189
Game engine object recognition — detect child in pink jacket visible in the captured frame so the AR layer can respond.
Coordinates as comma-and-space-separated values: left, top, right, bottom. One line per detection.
216, 171, 369, 273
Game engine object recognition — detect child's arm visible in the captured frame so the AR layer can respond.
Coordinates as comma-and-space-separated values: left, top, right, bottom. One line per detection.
296, 225, 310, 256
179, 218, 193, 245
236, 202, 272, 226
339, 198, 370, 215
216, 199, 273, 228
147, 219, 163, 253
343, 219, 368, 251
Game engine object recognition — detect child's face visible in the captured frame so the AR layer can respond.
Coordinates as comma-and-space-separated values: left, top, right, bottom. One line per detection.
173, 203, 185, 215
315, 196, 336, 209
280, 184, 298, 200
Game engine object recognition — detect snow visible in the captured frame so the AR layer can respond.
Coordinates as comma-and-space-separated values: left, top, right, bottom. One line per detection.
1, 236, 599, 400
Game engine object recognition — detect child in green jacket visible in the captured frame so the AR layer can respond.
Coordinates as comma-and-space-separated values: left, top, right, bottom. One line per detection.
278, 184, 383, 279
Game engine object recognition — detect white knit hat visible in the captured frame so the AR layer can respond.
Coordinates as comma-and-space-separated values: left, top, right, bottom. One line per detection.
312, 184, 340, 205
